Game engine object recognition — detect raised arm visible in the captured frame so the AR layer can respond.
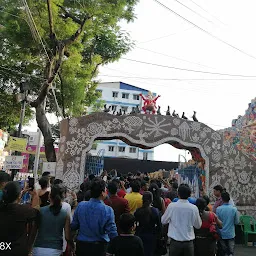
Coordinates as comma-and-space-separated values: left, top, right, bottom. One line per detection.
153, 95, 160, 102
140, 93, 146, 101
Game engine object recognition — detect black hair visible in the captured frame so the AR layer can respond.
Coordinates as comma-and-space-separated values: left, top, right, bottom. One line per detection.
150, 179, 157, 184
166, 191, 177, 201
213, 185, 223, 193
120, 176, 125, 181
196, 198, 207, 215
89, 174, 95, 181
136, 172, 141, 176
144, 177, 150, 182
139, 191, 153, 222
120, 213, 136, 233
221, 192, 230, 202
202, 195, 210, 205
108, 182, 118, 195
77, 181, 92, 202
42, 172, 51, 177
141, 180, 147, 187
53, 179, 63, 185
131, 180, 141, 193
90, 178, 106, 198
39, 177, 49, 189
156, 180, 162, 190
49, 184, 65, 216
0, 182, 21, 210
0, 172, 11, 184
178, 184, 191, 199
172, 182, 178, 190
148, 183, 162, 212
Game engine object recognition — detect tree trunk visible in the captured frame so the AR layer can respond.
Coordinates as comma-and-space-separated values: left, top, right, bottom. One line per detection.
35, 103, 56, 162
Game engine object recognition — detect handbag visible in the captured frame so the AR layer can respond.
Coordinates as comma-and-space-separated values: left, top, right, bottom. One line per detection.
209, 212, 220, 240
155, 237, 167, 255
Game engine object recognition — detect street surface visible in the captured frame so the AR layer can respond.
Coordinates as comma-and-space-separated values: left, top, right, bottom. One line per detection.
164, 245, 256, 256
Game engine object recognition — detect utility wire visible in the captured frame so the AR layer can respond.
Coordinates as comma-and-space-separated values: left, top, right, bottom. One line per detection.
172, 0, 214, 23
136, 46, 215, 69
99, 74, 256, 81
138, 26, 194, 44
152, 0, 256, 61
187, 0, 226, 26
121, 57, 256, 78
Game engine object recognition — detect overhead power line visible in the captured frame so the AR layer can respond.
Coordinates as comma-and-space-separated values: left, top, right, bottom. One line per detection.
152, 0, 256, 61
187, 0, 226, 25
121, 57, 256, 78
172, 0, 214, 23
138, 27, 195, 44
136, 46, 215, 69
99, 74, 256, 81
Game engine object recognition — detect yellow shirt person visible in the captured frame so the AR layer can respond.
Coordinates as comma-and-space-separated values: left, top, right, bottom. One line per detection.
124, 180, 143, 214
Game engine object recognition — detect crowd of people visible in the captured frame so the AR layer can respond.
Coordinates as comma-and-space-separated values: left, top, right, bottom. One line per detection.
0, 170, 240, 256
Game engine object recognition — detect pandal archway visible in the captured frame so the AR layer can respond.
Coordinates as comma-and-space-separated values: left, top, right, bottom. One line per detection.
56, 112, 256, 217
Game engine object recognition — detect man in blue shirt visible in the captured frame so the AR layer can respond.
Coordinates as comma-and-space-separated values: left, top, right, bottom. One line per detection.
216, 192, 239, 256
71, 178, 118, 256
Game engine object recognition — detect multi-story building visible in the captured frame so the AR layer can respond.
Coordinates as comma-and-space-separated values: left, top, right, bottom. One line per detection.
89, 82, 155, 160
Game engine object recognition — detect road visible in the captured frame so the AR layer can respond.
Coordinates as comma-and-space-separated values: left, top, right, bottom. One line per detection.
164, 245, 256, 256
235, 245, 256, 256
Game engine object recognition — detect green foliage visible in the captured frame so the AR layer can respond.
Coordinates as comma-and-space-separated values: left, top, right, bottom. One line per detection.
0, 89, 33, 131
0, 0, 138, 122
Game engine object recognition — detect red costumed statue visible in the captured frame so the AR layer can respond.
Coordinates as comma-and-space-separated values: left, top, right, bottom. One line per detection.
140, 91, 160, 114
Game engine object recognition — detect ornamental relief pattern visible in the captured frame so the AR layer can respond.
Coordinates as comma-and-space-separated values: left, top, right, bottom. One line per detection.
58, 112, 256, 214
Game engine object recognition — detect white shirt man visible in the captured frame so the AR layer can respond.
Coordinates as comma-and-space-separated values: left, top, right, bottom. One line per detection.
161, 184, 202, 256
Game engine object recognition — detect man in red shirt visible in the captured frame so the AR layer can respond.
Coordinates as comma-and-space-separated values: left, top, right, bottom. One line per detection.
105, 182, 130, 234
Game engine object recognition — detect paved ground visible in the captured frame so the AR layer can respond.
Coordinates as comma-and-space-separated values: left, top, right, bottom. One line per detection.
164, 245, 256, 256
235, 245, 256, 256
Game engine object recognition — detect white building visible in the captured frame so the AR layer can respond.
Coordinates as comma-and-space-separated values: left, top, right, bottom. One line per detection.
89, 82, 155, 160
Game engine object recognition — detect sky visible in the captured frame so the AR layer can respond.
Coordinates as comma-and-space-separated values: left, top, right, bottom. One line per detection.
25, 0, 256, 163
96, 0, 256, 162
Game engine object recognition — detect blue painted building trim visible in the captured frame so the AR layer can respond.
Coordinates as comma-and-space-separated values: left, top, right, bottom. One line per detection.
120, 82, 148, 93
104, 100, 139, 106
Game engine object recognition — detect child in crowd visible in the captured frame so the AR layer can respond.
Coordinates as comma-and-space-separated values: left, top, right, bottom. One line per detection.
107, 213, 144, 256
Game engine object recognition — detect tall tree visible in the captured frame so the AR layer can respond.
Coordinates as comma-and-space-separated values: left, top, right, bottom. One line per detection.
0, 0, 137, 161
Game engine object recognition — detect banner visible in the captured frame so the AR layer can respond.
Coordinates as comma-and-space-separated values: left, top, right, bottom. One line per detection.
5, 136, 27, 152
4, 156, 24, 169
42, 162, 56, 176
20, 153, 29, 173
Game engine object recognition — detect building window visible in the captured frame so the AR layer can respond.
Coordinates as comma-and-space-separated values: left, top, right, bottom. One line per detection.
129, 147, 137, 153
122, 93, 129, 99
133, 94, 140, 100
143, 152, 148, 160
119, 146, 125, 152
96, 90, 102, 96
91, 143, 97, 150
112, 92, 118, 98
121, 106, 128, 112
108, 146, 115, 152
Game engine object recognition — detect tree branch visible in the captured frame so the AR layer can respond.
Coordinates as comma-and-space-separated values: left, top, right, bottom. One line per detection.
64, 17, 89, 46
58, 72, 66, 118
57, 4, 83, 25
47, 0, 56, 41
